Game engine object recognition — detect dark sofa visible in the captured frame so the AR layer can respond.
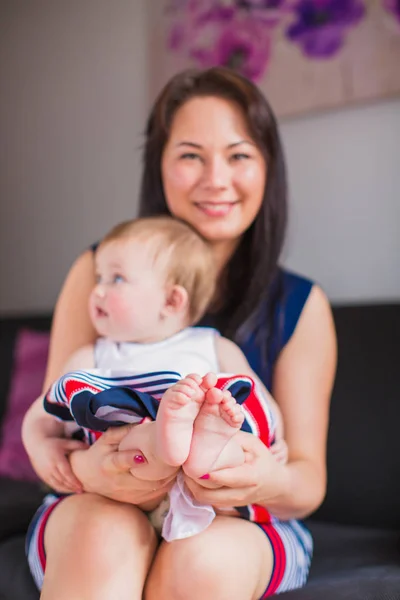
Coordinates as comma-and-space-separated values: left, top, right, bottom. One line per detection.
0, 304, 399, 600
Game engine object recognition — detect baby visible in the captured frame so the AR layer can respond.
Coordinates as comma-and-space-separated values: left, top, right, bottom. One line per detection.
23, 217, 287, 538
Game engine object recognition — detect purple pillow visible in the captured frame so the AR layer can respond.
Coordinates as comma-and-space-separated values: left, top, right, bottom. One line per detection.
0, 328, 50, 481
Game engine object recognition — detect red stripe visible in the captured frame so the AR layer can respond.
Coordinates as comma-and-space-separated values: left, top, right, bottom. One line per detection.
215, 374, 271, 446
251, 504, 271, 524
37, 498, 64, 571
65, 379, 103, 404
260, 523, 286, 597
242, 386, 270, 448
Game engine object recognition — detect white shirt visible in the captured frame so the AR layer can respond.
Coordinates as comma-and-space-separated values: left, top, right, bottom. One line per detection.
94, 327, 220, 378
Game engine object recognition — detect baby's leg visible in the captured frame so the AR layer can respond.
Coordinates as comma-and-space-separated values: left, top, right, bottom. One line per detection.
155, 373, 208, 467
183, 380, 245, 480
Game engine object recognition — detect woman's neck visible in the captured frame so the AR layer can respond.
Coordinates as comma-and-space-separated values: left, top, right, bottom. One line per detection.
211, 238, 240, 276
208, 238, 240, 314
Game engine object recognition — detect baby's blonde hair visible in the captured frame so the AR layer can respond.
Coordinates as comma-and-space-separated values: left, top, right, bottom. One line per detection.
99, 216, 217, 325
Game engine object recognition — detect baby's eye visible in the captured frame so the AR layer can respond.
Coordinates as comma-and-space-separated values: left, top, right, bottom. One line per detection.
112, 274, 126, 284
95, 274, 102, 284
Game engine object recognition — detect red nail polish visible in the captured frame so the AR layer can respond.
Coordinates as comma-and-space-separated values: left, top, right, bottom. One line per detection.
133, 454, 145, 464
200, 474, 210, 480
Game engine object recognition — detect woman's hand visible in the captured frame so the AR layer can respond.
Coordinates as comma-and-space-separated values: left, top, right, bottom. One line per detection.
183, 431, 288, 509
69, 424, 175, 505
29, 437, 88, 494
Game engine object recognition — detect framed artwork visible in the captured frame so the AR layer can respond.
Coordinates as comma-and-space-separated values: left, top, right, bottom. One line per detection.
149, 0, 400, 118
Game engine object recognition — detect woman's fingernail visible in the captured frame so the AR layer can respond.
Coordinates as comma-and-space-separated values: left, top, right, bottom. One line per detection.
200, 474, 210, 480
133, 453, 146, 464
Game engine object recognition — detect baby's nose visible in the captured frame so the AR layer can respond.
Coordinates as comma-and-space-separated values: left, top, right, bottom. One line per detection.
94, 284, 106, 298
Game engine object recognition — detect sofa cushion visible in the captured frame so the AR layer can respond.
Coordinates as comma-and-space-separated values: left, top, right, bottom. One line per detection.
313, 304, 400, 529
0, 328, 49, 481
0, 535, 39, 600
0, 478, 46, 543
281, 521, 400, 599
0, 316, 52, 423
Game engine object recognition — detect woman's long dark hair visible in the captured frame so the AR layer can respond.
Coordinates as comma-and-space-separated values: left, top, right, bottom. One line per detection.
139, 67, 287, 347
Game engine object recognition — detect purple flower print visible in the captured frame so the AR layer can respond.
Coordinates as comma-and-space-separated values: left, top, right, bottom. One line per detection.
235, 0, 290, 26
189, 15, 271, 80
384, 0, 400, 27
167, 1, 236, 52
236, 0, 285, 8
286, 0, 365, 58
166, 0, 284, 80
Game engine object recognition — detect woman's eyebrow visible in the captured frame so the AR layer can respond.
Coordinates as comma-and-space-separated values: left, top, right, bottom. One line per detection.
175, 141, 202, 148
228, 140, 255, 148
175, 140, 255, 149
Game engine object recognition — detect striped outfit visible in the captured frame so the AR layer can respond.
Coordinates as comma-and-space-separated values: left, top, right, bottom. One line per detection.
27, 367, 312, 597
26, 269, 315, 597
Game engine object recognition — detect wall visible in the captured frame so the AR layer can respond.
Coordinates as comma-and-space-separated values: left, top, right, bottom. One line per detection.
281, 98, 400, 303
0, 0, 148, 314
0, 1, 399, 314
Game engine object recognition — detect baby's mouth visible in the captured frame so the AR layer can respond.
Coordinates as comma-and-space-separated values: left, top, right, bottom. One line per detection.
96, 307, 108, 318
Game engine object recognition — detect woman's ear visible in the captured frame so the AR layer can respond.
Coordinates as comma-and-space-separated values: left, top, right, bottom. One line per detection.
162, 285, 189, 318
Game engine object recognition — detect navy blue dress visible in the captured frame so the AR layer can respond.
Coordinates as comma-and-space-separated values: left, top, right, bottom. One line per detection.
200, 268, 313, 392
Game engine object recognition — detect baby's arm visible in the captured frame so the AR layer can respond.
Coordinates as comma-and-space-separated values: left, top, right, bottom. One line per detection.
216, 336, 288, 464
22, 344, 95, 492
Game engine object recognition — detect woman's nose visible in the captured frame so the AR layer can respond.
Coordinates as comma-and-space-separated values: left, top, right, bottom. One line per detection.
201, 156, 230, 190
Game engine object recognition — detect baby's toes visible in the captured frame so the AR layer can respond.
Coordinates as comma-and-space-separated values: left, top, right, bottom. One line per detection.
204, 387, 224, 405
164, 386, 193, 407
231, 404, 245, 425
201, 372, 218, 391
221, 400, 244, 425
221, 396, 235, 413
174, 382, 197, 397
221, 390, 233, 404
185, 373, 203, 386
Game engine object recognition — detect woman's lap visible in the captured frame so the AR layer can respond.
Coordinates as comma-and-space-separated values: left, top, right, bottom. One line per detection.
26, 493, 312, 599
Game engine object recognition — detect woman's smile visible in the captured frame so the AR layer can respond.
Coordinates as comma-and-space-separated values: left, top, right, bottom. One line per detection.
194, 201, 239, 217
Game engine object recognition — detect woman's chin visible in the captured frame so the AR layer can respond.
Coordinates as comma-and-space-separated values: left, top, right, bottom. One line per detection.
195, 220, 245, 244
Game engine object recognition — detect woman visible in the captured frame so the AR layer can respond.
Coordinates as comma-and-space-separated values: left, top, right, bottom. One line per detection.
33, 67, 336, 599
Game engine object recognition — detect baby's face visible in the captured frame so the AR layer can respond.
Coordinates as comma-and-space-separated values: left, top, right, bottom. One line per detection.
89, 239, 169, 343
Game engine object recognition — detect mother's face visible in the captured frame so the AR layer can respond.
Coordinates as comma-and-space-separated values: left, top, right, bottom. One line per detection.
161, 96, 266, 244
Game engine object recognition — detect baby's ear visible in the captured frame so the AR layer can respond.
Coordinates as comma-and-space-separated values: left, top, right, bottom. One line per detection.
162, 285, 189, 317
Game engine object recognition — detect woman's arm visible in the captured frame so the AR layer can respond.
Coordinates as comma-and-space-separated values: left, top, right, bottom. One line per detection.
186, 285, 337, 521
268, 284, 337, 518
42, 249, 97, 391
22, 344, 96, 491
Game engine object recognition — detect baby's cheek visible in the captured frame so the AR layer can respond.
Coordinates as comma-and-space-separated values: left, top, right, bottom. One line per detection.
107, 292, 132, 320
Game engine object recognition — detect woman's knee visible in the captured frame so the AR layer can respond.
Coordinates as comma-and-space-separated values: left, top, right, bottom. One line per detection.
41, 494, 158, 599
146, 517, 273, 600
45, 493, 157, 563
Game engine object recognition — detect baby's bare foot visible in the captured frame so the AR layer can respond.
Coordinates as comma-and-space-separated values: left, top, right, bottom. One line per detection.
155, 374, 208, 467
183, 377, 245, 479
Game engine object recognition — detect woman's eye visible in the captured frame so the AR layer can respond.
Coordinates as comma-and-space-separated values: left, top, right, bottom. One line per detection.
231, 153, 250, 161
180, 152, 200, 161
113, 274, 125, 284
